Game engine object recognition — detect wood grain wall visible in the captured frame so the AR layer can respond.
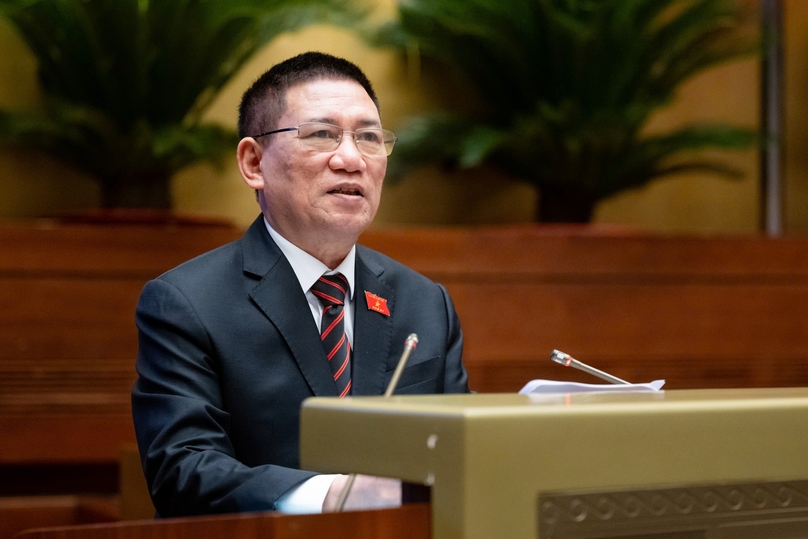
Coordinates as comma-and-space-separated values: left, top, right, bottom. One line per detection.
0, 221, 241, 471
360, 225, 808, 392
2, 222, 808, 490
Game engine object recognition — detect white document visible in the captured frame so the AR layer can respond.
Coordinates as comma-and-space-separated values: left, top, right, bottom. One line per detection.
518, 379, 665, 395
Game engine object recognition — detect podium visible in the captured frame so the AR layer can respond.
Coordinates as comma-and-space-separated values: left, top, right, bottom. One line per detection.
300, 388, 808, 539
14, 505, 429, 539
13, 388, 808, 539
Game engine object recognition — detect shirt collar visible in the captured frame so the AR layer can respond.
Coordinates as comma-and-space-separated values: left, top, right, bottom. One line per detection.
264, 218, 355, 299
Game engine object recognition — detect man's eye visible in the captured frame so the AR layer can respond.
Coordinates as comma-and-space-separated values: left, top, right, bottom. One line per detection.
357, 131, 382, 143
309, 129, 337, 139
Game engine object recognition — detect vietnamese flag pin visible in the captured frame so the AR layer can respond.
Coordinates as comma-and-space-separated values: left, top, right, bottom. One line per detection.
364, 291, 390, 316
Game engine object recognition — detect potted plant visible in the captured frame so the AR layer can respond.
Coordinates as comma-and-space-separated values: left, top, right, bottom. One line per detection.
0, 0, 360, 211
373, 0, 758, 223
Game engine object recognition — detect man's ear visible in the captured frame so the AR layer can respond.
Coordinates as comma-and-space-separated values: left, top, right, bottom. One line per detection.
237, 137, 265, 190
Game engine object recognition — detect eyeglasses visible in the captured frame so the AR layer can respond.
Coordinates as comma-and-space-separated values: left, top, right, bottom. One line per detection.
251, 122, 397, 157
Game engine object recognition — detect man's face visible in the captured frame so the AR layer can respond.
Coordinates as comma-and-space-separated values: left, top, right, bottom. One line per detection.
258, 78, 386, 262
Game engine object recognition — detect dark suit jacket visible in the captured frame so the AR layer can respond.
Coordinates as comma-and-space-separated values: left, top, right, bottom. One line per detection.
131, 216, 469, 517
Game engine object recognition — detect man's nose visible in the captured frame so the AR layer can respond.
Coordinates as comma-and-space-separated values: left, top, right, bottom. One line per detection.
339, 131, 362, 153
331, 133, 366, 171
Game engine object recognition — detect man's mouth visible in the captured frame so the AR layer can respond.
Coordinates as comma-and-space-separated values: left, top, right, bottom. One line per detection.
329, 188, 362, 196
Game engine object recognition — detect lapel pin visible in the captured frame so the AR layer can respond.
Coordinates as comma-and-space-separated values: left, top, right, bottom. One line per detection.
364, 291, 390, 316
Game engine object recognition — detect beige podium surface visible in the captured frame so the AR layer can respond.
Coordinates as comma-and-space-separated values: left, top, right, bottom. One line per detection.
300, 388, 808, 539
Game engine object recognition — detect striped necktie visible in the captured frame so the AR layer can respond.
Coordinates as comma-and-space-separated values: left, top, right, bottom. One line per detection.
310, 273, 351, 397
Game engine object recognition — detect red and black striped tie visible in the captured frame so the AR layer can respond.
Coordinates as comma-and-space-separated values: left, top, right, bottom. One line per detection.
310, 273, 351, 397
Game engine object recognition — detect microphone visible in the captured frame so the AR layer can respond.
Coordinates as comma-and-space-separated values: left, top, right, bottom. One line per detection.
384, 333, 419, 397
550, 349, 630, 385
335, 333, 419, 512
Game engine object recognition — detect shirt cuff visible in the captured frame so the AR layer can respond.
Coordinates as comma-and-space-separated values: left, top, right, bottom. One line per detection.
275, 474, 341, 514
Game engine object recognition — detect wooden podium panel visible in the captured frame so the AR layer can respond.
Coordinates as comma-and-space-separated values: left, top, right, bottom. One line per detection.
13, 504, 430, 539
0, 496, 118, 539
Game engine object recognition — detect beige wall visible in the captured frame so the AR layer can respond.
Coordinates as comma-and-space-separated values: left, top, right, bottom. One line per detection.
785, 0, 808, 233
0, 1, 802, 234
597, 58, 760, 234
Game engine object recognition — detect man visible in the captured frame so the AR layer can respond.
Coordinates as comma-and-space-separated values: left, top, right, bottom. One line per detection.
131, 52, 469, 518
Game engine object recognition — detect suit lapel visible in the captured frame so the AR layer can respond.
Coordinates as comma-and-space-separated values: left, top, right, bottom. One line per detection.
352, 250, 394, 396
242, 217, 338, 397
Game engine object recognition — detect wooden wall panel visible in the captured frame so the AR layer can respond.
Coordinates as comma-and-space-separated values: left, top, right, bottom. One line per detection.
450, 283, 808, 359
359, 227, 808, 393
0, 222, 242, 274
1, 417, 136, 463
0, 221, 241, 471
3, 222, 808, 475
0, 279, 142, 360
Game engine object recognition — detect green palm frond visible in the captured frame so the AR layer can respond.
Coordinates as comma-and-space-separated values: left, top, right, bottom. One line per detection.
602, 125, 757, 194
374, 0, 758, 221
0, 99, 118, 175
0, 98, 239, 180
385, 114, 510, 179
0, 0, 364, 208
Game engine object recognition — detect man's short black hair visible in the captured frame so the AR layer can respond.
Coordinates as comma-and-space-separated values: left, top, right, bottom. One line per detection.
237, 51, 380, 140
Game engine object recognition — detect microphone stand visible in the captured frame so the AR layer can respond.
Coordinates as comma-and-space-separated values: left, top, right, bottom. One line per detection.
335, 333, 419, 512
550, 349, 630, 385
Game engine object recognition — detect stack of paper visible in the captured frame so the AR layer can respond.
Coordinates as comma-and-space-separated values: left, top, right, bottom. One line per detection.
518, 379, 665, 395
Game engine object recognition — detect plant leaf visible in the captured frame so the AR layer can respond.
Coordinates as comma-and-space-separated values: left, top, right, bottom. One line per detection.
373, 0, 758, 214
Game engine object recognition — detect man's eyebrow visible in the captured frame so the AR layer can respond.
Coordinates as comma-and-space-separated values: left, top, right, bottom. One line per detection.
305, 117, 382, 128
356, 119, 382, 128
307, 117, 337, 125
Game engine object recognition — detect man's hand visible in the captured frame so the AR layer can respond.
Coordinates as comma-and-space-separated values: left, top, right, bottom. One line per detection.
322, 474, 401, 512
